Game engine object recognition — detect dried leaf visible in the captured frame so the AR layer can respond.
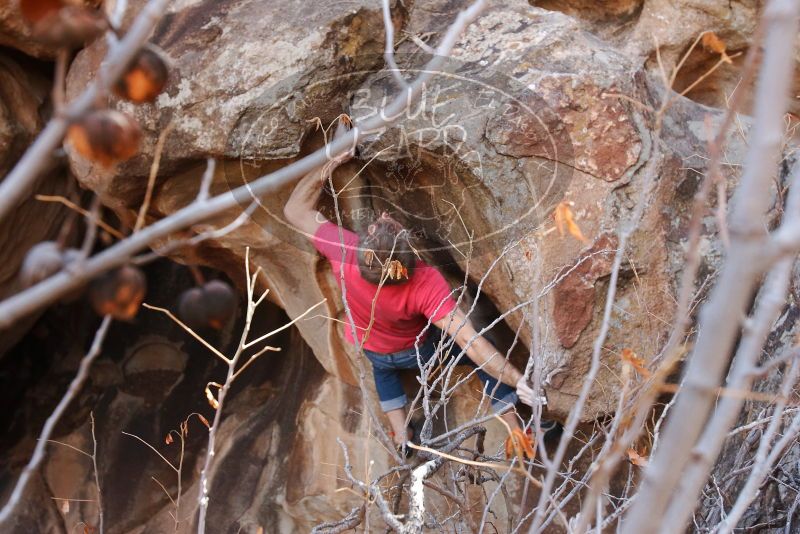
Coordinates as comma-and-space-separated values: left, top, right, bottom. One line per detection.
627, 447, 648, 467
205, 382, 221, 410
165, 433, 173, 445
554, 202, 588, 243
386, 260, 408, 280
61, 499, 69, 514
504, 429, 536, 461
339, 113, 352, 127
198, 414, 210, 428
620, 348, 651, 377
307, 116, 323, 131
701, 32, 732, 64
504, 434, 514, 459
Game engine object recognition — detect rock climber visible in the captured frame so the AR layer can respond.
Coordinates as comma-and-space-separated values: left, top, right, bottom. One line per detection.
283, 156, 539, 454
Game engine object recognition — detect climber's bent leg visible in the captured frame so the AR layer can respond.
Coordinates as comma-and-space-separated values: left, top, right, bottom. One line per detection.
365, 336, 439, 445
364, 353, 408, 445
364, 351, 408, 412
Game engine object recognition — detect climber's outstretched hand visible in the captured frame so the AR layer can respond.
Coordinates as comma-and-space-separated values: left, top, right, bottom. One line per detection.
325, 116, 356, 167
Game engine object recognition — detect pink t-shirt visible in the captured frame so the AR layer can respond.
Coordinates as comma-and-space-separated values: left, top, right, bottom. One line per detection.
312, 221, 458, 354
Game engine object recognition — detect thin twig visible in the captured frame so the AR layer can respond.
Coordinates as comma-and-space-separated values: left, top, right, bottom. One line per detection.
0, 316, 112, 525
36, 195, 124, 240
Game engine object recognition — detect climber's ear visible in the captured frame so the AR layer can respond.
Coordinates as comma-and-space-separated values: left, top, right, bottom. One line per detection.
367, 224, 376, 235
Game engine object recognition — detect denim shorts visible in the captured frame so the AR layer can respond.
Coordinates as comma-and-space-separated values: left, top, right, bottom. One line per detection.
363, 329, 518, 413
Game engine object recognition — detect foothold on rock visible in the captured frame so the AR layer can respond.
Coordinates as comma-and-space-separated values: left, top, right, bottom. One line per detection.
67, 110, 142, 167
89, 265, 147, 320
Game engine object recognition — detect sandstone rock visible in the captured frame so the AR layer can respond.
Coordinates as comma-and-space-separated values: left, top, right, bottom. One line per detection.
552, 233, 618, 349
352, 2, 703, 420
530, 1, 800, 115
65, 0, 399, 207
63, 0, 743, 423
47, 0, 764, 530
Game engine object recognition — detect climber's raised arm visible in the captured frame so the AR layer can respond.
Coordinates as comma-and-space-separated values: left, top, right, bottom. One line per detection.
283, 168, 329, 236
434, 307, 536, 405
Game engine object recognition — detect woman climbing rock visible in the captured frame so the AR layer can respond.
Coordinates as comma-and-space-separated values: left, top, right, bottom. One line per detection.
283, 155, 539, 454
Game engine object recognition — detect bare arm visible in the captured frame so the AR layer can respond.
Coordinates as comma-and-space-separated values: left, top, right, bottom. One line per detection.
283, 130, 354, 237
434, 307, 524, 389
283, 168, 329, 236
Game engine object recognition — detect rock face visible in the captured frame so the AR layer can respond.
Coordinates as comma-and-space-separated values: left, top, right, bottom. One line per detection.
65, 0, 397, 206
0, 0, 780, 531
49, 0, 757, 528
63, 0, 730, 419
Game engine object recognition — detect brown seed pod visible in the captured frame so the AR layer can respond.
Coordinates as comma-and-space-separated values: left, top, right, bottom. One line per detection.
89, 265, 147, 320
67, 110, 142, 167
177, 287, 207, 331
19, 241, 64, 287
202, 280, 237, 330
113, 47, 169, 103
27, 5, 107, 48
177, 280, 237, 330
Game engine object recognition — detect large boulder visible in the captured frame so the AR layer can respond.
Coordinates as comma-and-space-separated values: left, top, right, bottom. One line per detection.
51, 0, 758, 530
63, 0, 745, 420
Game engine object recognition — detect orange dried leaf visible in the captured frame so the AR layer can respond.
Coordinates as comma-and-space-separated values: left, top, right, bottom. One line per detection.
627, 448, 648, 467
518, 430, 536, 460
205, 383, 221, 410
504, 429, 536, 461
198, 414, 210, 428
165, 433, 173, 445
701, 32, 732, 64
554, 202, 588, 243
620, 348, 651, 377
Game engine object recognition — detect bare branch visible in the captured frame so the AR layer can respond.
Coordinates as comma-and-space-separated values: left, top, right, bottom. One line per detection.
0, 315, 112, 525
623, 1, 800, 530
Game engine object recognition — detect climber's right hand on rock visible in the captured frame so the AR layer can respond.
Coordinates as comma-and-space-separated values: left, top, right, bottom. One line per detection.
516, 378, 534, 406
516, 378, 545, 408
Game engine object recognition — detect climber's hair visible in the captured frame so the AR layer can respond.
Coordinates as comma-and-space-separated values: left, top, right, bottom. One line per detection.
357, 212, 418, 285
